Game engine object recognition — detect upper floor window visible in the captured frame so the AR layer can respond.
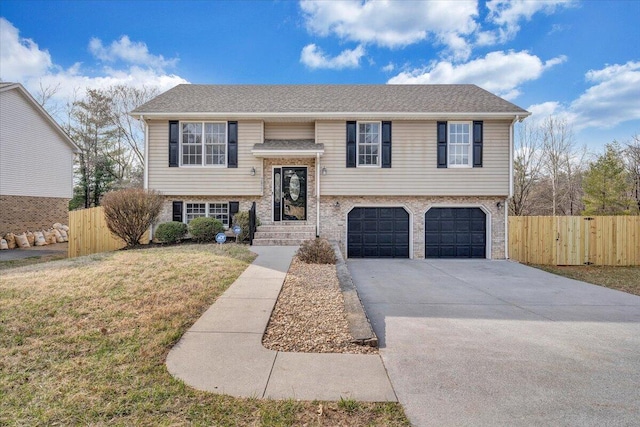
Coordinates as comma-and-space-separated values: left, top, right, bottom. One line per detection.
358, 122, 380, 167
181, 122, 227, 166
448, 122, 471, 167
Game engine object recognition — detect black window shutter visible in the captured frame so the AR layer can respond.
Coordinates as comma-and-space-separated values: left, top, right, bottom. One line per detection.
437, 121, 447, 168
169, 121, 179, 167
473, 121, 483, 167
172, 201, 183, 222
346, 121, 356, 168
228, 121, 238, 168
381, 121, 392, 168
229, 201, 239, 222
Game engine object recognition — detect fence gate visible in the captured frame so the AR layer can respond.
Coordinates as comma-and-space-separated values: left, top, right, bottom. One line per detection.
555, 216, 591, 265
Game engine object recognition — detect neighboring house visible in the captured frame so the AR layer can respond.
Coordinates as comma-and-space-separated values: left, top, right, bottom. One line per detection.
132, 84, 529, 259
0, 83, 80, 234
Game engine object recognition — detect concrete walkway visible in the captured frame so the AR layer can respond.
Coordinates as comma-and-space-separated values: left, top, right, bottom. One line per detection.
166, 246, 396, 402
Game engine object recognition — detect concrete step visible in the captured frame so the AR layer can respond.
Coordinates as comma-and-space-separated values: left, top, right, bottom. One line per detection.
253, 231, 316, 240
252, 238, 307, 246
257, 225, 316, 233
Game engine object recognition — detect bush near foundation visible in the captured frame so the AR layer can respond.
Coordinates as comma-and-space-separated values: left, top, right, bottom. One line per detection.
232, 211, 261, 242
155, 221, 188, 244
189, 217, 225, 243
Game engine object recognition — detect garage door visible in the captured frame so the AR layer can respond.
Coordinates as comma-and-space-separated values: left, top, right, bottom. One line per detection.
425, 208, 486, 258
348, 207, 409, 258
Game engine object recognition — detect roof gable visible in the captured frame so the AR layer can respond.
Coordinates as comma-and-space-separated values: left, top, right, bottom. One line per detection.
0, 83, 80, 153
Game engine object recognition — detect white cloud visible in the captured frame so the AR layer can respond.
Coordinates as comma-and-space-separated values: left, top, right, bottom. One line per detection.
525, 61, 640, 132
300, 0, 478, 60
485, 0, 576, 43
89, 36, 177, 70
570, 61, 640, 129
382, 62, 395, 73
388, 50, 566, 100
0, 18, 187, 108
0, 17, 53, 81
300, 43, 365, 69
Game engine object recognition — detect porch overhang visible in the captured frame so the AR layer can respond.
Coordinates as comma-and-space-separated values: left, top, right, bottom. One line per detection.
252, 139, 324, 158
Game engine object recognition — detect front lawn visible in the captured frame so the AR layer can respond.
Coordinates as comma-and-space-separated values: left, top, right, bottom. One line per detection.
534, 265, 640, 296
0, 244, 407, 426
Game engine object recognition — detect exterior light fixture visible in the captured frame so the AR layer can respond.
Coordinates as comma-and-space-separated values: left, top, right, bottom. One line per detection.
334, 201, 340, 208
322, 167, 327, 175
496, 201, 502, 210
250, 167, 256, 176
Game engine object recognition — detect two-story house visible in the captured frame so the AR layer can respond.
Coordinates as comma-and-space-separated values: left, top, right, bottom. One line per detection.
0, 82, 80, 235
132, 84, 529, 259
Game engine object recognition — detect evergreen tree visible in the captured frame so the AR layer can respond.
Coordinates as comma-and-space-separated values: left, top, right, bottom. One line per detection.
582, 142, 632, 215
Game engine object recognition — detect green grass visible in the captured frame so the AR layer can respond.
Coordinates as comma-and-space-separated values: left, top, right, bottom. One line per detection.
534, 265, 640, 296
0, 243, 409, 426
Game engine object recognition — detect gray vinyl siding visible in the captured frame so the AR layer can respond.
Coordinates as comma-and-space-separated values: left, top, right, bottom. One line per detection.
0, 89, 74, 198
318, 120, 510, 196
146, 120, 263, 195
264, 122, 315, 140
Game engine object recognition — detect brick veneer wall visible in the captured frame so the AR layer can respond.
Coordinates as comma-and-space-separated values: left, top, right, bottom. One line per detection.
156, 196, 257, 226
0, 195, 69, 235
317, 195, 507, 259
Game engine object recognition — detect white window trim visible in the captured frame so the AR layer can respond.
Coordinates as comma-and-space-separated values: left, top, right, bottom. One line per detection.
179, 121, 228, 167
447, 121, 472, 168
183, 201, 230, 228
356, 121, 382, 168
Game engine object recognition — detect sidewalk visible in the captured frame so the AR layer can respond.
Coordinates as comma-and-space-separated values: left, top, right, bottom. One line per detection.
166, 246, 397, 402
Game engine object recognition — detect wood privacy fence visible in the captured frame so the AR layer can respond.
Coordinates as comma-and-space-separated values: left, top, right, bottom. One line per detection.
68, 207, 148, 258
509, 216, 640, 266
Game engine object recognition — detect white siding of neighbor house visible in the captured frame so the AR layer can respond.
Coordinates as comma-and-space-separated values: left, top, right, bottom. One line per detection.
264, 122, 315, 140
146, 119, 263, 196
0, 88, 75, 198
317, 120, 511, 196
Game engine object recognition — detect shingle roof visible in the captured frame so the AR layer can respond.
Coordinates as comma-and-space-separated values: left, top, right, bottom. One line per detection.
253, 140, 323, 151
132, 84, 529, 115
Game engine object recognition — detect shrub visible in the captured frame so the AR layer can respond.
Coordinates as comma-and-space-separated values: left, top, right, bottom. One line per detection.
101, 188, 164, 248
189, 217, 225, 243
296, 238, 336, 264
155, 221, 188, 244
232, 211, 261, 242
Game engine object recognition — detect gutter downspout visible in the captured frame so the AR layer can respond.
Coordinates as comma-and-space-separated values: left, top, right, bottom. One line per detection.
141, 115, 153, 241
316, 152, 321, 237
506, 115, 520, 260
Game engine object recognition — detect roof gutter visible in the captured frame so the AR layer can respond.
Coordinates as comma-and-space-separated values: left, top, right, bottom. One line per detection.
130, 111, 532, 120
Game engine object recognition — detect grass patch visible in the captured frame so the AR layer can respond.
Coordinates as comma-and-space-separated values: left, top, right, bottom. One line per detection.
534, 265, 640, 296
0, 252, 67, 271
0, 244, 409, 426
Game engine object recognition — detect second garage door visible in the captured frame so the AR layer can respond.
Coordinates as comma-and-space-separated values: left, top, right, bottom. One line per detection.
425, 208, 486, 258
348, 207, 409, 258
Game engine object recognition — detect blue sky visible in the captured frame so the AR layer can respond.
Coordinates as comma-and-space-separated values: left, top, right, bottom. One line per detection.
1, 0, 638, 153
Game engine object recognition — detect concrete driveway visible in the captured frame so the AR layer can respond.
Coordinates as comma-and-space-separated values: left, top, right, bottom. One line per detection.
348, 259, 640, 427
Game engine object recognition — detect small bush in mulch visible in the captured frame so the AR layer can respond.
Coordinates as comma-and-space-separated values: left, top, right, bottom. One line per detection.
232, 211, 261, 242
155, 221, 188, 244
296, 237, 336, 264
188, 217, 224, 243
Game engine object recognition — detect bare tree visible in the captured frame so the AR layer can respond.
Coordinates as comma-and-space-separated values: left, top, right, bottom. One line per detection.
107, 85, 158, 166
510, 121, 543, 215
624, 133, 640, 213
34, 80, 62, 118
540, 116, 576, 216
